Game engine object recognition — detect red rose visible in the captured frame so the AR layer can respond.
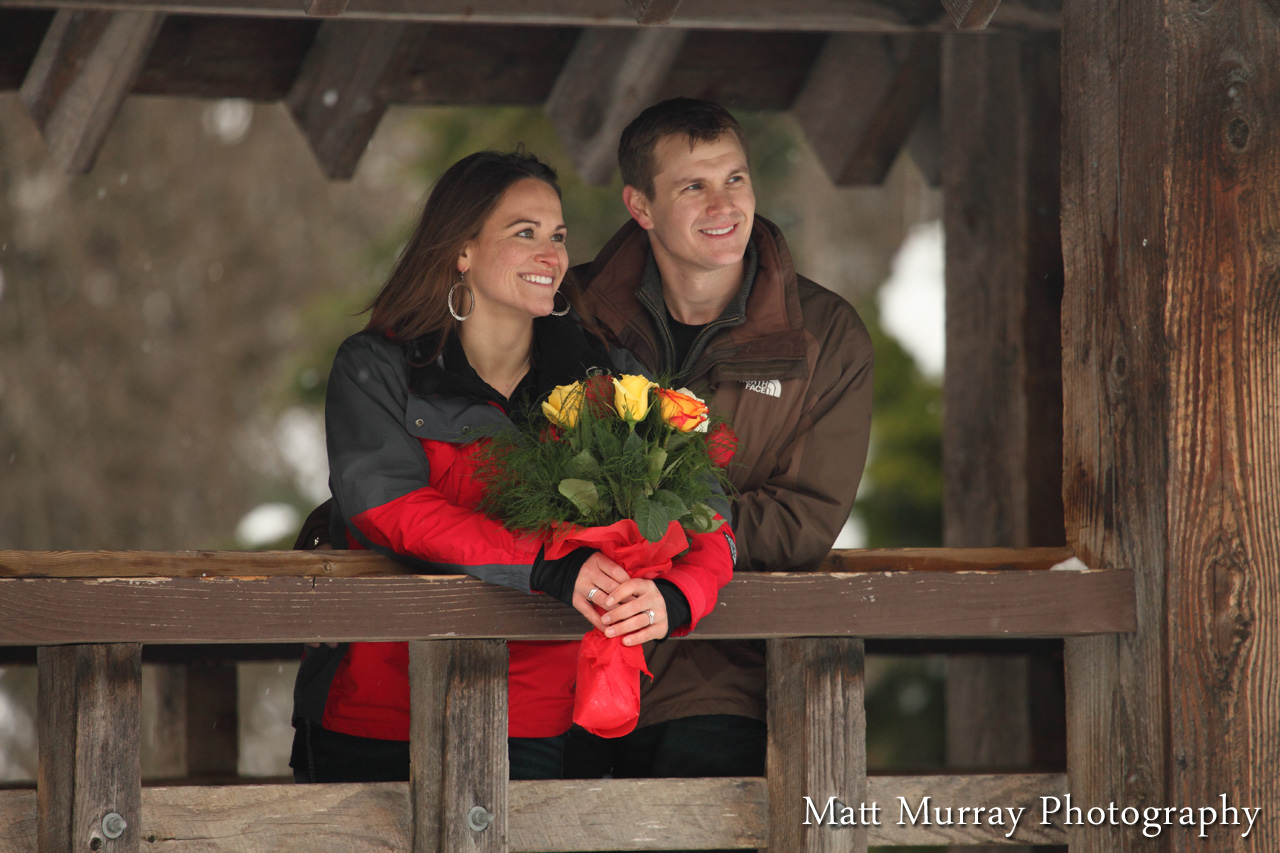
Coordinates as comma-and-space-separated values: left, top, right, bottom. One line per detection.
706, 423, 737, 467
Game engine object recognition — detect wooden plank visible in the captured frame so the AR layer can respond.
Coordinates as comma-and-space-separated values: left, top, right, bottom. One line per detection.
0, 569, 1134, 645
939, 30, 1065, 853
18, 9, 164, 173
185, 662, 240, 778
545, 27, 686, 185
1060, 0, 1176, 849
301, 0, 346, 16
0, 0, 1064, 32
904, 93, 942, 186
941, 0, 1002, 30
0, 774, 1073, 851
625, 0, 681, 25
767, 638, 866, 852
141, 665, 188, 779
791, 33, 941, 185
0, 546, 1075, 578
286, 21, 425, 179
409, 640, 508, 852
37, 644, 142, 853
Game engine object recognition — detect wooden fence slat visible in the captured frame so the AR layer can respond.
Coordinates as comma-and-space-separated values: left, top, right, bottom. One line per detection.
767, 638, 867, 853
0, 568, 1135, 646
0, 775, 1070, 850
37, 644, 142, 853
410, 640, 508, 853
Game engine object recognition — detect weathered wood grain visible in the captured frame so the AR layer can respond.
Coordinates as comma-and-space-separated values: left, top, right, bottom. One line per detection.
0, 0, 1063, 32
300, 0, 346, 16
18, 9, 164, 173
1160, 1, 1280, 849
285, 21, 425, 178
37, 644, 142, 853
0, 568, 1134, 645
0, 774, 1070, 850
792, 32, 940, 185
0, 546, 1075, 578
545, 26, 686, 185
940, 30, 1065, 853
768, 638, 867, 852
410, 640, 507, 853
625, 0, 681, 25
941, 0, 1002, 30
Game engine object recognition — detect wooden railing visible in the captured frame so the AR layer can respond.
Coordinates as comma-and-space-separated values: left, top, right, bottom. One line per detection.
0, 548, 1133, 852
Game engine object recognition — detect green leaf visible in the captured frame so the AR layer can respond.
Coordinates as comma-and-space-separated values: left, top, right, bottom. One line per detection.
558, 479, 600, 516
623, 428, 644, 455
565, 449, 601, 480
652, 489, 688, 519
634, 496, 670, 542
646, 447, 668, 483
689, 502, 723, 534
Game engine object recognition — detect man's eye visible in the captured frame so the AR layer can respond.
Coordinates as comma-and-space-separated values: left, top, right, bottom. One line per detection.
684, 183, 703, 191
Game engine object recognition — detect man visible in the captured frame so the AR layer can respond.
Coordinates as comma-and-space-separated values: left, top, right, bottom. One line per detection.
564, 98, 874, 784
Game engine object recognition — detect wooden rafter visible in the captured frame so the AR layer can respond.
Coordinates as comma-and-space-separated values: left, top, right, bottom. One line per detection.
545, 26, 686, 185
18, 9, 164, 173
0, 0, 1063, 32
626, 0, 681, 25
792, 32, 941, 185
285, 21, 425, 179
941, 0, 1003, 30
301, 0, 346, 16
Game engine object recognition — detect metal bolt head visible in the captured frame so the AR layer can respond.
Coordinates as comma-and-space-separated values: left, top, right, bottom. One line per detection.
467, 805, 493, 832
102, 813, 127, 839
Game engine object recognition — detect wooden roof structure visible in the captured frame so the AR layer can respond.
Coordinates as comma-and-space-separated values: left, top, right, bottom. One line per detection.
2, 1, 1278, 852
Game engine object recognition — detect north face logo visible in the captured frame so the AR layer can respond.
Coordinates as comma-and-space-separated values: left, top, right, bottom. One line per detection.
744, 379, 781, 398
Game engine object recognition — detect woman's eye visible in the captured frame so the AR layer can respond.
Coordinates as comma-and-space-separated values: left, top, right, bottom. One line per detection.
516, 228, 534, 238
552, 233, 566, 243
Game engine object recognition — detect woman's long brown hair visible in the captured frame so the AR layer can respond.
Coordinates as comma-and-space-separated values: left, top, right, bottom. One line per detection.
366, 150, 593, 355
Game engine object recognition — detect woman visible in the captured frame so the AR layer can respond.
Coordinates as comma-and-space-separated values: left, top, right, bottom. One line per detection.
290, 151, 735, 783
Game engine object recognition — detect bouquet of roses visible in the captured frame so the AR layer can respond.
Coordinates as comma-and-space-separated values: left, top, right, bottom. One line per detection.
480, 373, 736, 737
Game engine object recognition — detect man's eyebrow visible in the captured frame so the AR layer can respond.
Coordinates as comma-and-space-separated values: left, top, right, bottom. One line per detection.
666, 163, 750, 186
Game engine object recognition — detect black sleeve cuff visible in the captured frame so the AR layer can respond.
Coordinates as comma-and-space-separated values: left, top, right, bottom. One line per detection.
530, 546, 594, 605
654, 579, 691, 635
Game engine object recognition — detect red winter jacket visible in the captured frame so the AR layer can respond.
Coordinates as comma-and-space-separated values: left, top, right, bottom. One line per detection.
294, 316, 735, 740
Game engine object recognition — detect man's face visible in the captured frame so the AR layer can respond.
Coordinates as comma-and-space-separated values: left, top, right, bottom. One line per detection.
626, 132, 755, 279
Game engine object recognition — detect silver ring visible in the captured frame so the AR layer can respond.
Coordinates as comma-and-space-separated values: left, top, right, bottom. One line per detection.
587, 587, 599, 602
647, 609, 656, 627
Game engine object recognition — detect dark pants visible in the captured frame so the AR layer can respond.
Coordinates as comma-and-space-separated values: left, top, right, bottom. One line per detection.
290, 719, 566, 782
563, 714, 766, 852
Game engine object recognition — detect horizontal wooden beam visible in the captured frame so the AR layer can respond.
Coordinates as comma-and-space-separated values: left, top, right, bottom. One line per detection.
0, 774, 1070, 849
0, 546, 1077, 578
0, 0, 1063, 31
0, 552, 1133, 645
626, 0, 681, 25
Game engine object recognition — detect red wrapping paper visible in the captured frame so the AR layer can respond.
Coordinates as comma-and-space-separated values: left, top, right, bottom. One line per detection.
544, 518, 689, 738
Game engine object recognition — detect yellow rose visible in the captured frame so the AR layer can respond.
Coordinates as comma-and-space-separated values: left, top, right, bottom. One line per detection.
542, 381, 585, 428
655, 387, 709, 432
613, 374, 658, 422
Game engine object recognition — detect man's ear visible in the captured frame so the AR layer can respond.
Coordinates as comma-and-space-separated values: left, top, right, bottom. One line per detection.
622, 185, 654, 231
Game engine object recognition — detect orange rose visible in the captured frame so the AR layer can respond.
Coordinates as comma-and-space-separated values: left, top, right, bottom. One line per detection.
655, 387, 709, 433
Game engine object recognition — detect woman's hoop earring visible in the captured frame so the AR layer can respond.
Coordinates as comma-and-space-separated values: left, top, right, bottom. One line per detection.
448, 273, 474, 322
549, 290, 571, 317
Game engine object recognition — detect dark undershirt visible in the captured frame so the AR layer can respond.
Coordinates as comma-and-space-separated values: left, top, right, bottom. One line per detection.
666, 311, 707, 376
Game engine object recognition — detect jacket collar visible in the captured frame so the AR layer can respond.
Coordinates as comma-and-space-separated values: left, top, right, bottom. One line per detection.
581, 215, 808, 381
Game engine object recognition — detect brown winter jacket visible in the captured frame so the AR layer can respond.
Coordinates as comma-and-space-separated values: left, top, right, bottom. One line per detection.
576, 215, 874, 726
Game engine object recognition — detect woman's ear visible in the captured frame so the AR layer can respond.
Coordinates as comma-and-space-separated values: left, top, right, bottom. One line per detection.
622, 186, 654, 231
456, 244, 471, 275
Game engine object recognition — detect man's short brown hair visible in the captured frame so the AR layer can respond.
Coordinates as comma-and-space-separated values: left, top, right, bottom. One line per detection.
618, 97, 751, 197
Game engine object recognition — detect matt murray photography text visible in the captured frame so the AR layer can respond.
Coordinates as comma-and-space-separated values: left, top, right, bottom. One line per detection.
803, 793, 1260, 839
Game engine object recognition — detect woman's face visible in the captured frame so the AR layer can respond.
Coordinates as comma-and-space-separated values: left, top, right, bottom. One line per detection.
458, 178, 568, 323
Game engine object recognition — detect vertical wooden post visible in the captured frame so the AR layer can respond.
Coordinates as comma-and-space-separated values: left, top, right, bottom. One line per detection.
185, 662, 239, 778
767, 638, 866, 853
410, 639, 508, 853
1062, 0, 1280, 851
940, 29, 1065, 853
37, 644, 142, 853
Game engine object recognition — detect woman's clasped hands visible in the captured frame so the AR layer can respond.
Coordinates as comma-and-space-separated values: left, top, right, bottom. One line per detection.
573, 553, 668, 644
